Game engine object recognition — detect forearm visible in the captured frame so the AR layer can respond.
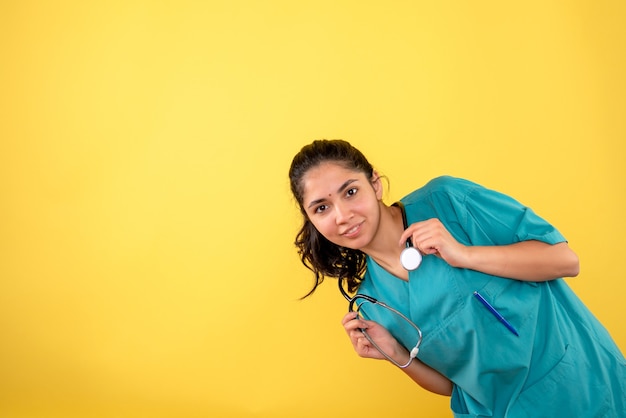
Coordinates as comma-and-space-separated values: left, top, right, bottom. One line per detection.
458, 241, 580, 281
382, 342, 452, 396
400, 357, 453, 396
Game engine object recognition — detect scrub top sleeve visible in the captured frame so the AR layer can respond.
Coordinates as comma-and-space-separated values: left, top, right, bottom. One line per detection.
461, 182, 567, 246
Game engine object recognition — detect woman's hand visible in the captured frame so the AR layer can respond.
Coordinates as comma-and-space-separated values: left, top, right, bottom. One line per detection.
399, 218, 468, 268
341, 311, 454, 396
341, 311, 407, 362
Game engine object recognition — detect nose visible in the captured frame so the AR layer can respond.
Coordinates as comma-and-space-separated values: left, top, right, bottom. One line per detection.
334, 201, 352, 224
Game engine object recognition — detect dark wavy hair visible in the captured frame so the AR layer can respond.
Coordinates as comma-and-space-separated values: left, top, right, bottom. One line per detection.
289, 139, 374, 298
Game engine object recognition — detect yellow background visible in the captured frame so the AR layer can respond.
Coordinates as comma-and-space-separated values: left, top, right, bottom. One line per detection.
1, 1, 624, 417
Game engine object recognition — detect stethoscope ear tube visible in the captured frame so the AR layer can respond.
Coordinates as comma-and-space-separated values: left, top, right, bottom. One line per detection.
338, 279, 380, 311
338, 277, 352, 301
349, 294, 379, 312
339, 278, 379, 309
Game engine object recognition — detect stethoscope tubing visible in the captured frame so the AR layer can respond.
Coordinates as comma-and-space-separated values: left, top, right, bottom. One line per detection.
339, 278, 422, 368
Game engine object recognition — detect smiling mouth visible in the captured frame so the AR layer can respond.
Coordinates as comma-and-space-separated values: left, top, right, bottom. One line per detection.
342, 223, 362, 237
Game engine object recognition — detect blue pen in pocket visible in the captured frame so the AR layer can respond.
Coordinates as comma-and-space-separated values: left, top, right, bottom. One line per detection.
473, 291, 519, 336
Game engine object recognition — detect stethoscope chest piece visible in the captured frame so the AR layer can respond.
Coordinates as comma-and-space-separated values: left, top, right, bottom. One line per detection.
400, 246, 422, 271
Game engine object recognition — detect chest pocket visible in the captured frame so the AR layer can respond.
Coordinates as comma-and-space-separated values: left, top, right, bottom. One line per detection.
408, 261, 540, 384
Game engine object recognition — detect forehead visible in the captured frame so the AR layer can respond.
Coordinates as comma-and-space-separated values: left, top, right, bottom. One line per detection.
302, 162, 366, 199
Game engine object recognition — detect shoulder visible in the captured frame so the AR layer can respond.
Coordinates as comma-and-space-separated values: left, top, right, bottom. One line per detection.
423, 175, 480, 192
404, 176, 482, 203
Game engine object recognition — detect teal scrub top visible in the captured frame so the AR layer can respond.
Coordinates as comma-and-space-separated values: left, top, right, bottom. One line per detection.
357, 176, 626, 418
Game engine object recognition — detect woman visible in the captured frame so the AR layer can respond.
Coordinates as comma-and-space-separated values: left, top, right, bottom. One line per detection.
288, 139, 626, 417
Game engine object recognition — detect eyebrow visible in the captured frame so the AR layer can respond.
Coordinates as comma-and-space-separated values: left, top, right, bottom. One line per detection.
307, 179, 359, 209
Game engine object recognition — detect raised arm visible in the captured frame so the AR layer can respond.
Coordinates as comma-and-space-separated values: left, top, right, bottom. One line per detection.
457, 240, 579, 281
400, 218, 580, 282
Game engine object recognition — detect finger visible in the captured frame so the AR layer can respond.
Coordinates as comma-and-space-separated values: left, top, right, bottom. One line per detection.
356, 334, 370, 351
416, 239, 439, 256
399, 224, 419, 246
350, 329, 365, 342
399, 219, 440, 245
344, 319, 369, 334
341, 311, 359, 325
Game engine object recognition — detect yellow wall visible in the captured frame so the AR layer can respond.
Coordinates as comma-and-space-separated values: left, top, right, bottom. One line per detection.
1, 1, 624, 417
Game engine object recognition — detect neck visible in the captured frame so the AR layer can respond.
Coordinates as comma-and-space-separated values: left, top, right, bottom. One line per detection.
361, 202, 408, 279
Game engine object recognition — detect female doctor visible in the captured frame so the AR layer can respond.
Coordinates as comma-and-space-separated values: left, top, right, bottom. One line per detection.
288, 139, 626, 417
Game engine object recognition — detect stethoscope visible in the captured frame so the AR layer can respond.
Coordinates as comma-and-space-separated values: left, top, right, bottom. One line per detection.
395, 201, 422, 271
338, 201, 423, 368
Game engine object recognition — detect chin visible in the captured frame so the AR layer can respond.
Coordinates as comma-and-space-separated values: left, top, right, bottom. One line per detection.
340, 238, 370, 252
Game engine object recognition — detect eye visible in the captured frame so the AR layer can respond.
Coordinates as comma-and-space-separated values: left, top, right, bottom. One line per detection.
346, 187, 358, 197
314, 204, 329, 214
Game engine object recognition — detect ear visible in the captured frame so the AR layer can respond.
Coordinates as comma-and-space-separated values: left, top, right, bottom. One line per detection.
372, 171, 384, 200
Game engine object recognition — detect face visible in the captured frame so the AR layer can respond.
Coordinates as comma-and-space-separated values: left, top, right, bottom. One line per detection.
301, 162, 383, 251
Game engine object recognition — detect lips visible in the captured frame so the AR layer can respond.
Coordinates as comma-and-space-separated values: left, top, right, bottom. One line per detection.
341, 222, 363, 237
